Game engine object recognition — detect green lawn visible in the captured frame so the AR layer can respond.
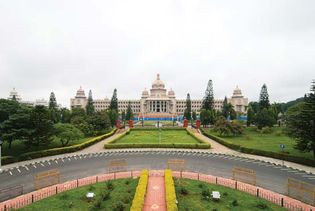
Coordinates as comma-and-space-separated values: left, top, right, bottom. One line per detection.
19, 178, 138, 211
2, 137, 90, 157
175, 178, 285, 211
205, 127, 313, 160
114, 129, 199, 144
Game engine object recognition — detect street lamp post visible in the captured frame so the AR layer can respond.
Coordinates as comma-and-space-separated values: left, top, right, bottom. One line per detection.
0, 138, 3, 172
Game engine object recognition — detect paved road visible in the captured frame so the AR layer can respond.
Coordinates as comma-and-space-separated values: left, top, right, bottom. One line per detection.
1, 150, 315, 202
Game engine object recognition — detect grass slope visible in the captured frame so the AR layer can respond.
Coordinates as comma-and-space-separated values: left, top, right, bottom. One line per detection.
175, 178, 285, 211
204, 127, 313, 160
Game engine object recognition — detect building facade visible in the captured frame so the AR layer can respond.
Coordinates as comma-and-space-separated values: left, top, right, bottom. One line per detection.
70, 74, 248, 116
8, 88, 49, 107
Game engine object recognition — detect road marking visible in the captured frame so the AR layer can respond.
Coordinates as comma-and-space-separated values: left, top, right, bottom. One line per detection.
74, 157, 77, 160
41, 163, 45, 167
9, 171, 13, 176
68, 158, 71, 161
61, 159, 65, 163
48, 161, 51, 165
55, 160, 58, 164
17, 168, 21, 173
33, 165, 37, 169
24, 166, 29, 171
293, 172, 306, 175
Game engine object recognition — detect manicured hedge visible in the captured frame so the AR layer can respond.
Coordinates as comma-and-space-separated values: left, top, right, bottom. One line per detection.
165, 169, 178, 211
130, 169, 149, 211
200, 129, 315, 167
105, 143, 210, 149
1, 129, 117, 165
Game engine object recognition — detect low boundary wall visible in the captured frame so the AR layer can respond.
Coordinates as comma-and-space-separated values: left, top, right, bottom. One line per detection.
0, 170, 314, 211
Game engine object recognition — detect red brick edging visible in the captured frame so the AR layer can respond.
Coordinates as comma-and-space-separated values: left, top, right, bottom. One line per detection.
0, 170, 314, 211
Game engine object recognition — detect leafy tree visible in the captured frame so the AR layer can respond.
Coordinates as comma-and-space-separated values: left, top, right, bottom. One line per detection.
248, 102, 259, 114
246, 106, 255, 127
222, 97, 229, 118
200, 109, 216, 127
214, 116, 244, 136
286, 81, 315, 158
256, 108, 276, 129
87, 111, 111, 135
184, 93, 192, 120
121, 110, 126, 125
107, 109, 118, 127
54, 123, 84, 146
0, 99, 20, 123
259, 84, 270, 110
86, 90, 95, 115
60, 108, 71, 123
0, 107, 32, 149
28, 105, 54, 146
109, 89, 118, 111
49, 92, 58, 110
48, 92, 60, 123
126, 102, 134, 121
202, 80, 214, 110
230, 109, 237, 120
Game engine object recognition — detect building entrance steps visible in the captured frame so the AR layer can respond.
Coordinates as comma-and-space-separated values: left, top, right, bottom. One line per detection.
143, 172, 166, 211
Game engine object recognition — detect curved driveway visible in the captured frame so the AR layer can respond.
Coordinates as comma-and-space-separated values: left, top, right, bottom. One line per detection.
1, 150, 315, 200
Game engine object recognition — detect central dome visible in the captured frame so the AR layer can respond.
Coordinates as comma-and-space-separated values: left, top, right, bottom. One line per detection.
152, 73, 165, 89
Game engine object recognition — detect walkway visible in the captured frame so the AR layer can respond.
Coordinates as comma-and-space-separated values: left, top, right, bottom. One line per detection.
79, 129, 126, 153
143, 172, 166, 211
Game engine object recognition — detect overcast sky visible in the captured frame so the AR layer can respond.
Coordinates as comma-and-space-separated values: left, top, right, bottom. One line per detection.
0, 0, 314, 107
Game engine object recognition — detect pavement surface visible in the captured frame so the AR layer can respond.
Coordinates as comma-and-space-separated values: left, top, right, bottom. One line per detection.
143, 173, 166, 211
1, 128, 315, 203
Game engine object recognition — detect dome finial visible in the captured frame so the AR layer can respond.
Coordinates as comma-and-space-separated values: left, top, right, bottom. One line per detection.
157, 73, 160, 80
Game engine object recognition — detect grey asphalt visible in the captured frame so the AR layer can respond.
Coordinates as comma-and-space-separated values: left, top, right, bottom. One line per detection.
1, 150, 315, 202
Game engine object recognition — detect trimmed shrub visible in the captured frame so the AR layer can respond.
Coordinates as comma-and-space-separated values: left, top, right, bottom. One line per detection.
130, 170, 149, 211
165, 169, 178, 211
104, 143, 210, 149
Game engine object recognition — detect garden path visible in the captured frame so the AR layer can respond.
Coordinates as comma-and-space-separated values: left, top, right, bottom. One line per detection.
143, 173, 166, 211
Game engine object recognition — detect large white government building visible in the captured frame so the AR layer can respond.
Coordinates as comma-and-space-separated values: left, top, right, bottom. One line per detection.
70, 74, 248, 117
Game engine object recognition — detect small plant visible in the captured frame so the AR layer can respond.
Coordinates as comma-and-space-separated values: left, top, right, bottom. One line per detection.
179, 186, 189, 195
275, 131, 282, 136
198, 183, 204, 189
112, 202, 125, 211
231, 199, 238, 206
212, 209, 218, 211
125, 180, 130, 185
122, 194, 132, 204
88, 185, 95, 191
93, 200, 102, 209
255, 201, 268, 209
59, 193, 69, 200
223, 192, 228, 196
245, 135, 251, 140
68, 201, 73, 208
106, 180, 114, 190
201, 189, 211, 201
101, 190, 110, 201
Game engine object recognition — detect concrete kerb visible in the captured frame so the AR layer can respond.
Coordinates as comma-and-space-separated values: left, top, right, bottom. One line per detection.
1, 149, 315, 175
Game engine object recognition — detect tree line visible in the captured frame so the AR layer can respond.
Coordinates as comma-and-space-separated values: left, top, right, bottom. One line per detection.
0, 88, 133, 150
